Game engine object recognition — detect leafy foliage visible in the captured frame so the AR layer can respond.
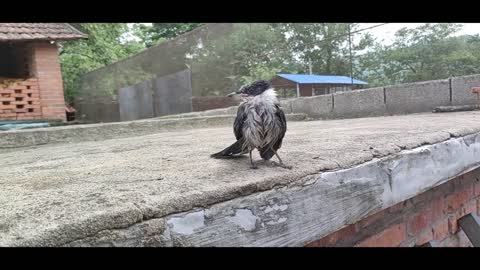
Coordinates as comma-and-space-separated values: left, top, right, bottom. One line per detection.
59, 23, 480, 102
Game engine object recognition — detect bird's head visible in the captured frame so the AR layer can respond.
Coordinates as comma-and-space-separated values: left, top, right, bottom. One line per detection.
227, 80, 272, 97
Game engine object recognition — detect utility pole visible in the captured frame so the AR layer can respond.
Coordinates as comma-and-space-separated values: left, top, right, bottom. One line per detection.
308, 58, 312, 75
348, 23, 354, 87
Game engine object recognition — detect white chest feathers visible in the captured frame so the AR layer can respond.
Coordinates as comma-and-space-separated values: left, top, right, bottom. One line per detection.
242, 88, 282, 149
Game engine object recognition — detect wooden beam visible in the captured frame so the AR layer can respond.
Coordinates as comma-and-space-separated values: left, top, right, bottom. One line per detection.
433, 105, 478, 113
458, 213, 480, 247
296, 83, 300, 98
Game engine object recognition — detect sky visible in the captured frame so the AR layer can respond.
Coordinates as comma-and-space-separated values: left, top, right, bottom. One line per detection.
359, 23, 480, 45
123, 23, 480, 46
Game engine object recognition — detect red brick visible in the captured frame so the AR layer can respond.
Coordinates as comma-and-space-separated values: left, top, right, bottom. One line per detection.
448, 214, 460, 234
388, 202, 405, 214
411, 190, 433, 205
307, 224, 357, 247
31, 41, 65, 121
477, 199, 480, 215
475, 181, 480, 197
355, 223, 406, 247
431, 197, 446, 222
359, 210, 385, 229
12, 101, 28, 105
432, 220, 449, 241
463, 200, 477, 215
16, 115, 37, 120
19, 113, 41, 117
434, 181, 455, 198
452, 174, 465, 189
461, 170, 479, 182
415, 229, 433, 246
407, 208, 432, 236
446, 185, 473, 213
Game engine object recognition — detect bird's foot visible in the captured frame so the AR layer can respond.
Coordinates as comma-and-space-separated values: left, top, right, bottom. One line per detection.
270, 161, 292, 170
250, 165, 259, 170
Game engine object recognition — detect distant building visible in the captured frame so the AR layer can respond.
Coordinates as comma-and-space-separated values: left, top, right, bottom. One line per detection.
271, 73, 368, 98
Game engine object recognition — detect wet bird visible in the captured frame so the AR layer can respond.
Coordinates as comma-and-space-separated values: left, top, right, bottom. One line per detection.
211, 80, 291, 169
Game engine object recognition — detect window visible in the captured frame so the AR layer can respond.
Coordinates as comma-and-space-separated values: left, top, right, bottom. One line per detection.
314, 88, 329, 96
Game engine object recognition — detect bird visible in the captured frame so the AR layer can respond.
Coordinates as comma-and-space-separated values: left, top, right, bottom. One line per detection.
210, 80, 291, 169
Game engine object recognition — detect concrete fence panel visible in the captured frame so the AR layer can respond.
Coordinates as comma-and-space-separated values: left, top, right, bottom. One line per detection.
385, 79, 450, 115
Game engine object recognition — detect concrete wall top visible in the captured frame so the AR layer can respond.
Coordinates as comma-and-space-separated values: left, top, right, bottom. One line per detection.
2, 112, 480, 246
173, 74, 480, 121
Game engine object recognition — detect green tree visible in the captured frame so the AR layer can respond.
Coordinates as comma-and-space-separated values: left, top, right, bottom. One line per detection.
353, 23, 480, 87
188, 23, 294, 96
273, 23, 374, 75
59, 23, 145, 103
135, 23, 202, 47
385, 23, 463, 83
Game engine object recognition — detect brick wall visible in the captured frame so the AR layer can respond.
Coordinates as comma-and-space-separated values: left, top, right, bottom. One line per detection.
30, 41, 66, 121
306, 168, 480, 247
0, 78, 41, 120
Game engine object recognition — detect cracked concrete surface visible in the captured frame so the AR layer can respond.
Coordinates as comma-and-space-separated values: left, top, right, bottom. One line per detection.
1, 112, 480, 246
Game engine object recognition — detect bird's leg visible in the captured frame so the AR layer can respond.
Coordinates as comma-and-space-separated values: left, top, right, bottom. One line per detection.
270, 149, 292, 170
249, 150, 258, 169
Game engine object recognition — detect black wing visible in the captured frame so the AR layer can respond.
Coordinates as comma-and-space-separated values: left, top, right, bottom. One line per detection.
277, 104, 287, 130
233, 102, 247, 140
274, 103, 287, 148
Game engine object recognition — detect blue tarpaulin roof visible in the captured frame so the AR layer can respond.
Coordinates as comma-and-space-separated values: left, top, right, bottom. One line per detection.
0, 121, 49, 131
276, 74, 368, 85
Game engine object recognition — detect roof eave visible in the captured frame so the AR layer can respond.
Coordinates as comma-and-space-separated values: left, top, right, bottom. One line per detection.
64, 23, 88, 39
0, 35, 89, 42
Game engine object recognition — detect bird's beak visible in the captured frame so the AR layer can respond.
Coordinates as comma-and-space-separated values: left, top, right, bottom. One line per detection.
226, 91, 240, 97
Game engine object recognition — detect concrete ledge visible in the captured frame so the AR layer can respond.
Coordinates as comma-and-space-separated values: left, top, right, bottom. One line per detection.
1, 112, 480, 246
157, 106, 238, 119
156, 133, 480, 247
0, 114, 307, 148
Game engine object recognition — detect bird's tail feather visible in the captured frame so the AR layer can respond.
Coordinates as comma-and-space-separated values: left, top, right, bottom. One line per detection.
259, 147, 275, 160
211, 139, 246, 159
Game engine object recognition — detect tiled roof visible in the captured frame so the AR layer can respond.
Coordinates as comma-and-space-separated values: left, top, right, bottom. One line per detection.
0, 23, 88, 41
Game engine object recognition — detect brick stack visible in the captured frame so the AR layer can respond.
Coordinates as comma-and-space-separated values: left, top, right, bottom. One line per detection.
0, 78, 41, 121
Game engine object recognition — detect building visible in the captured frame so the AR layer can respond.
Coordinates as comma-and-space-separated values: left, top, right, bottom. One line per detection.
0, 23, 87, 122
271, 73, 368, 98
